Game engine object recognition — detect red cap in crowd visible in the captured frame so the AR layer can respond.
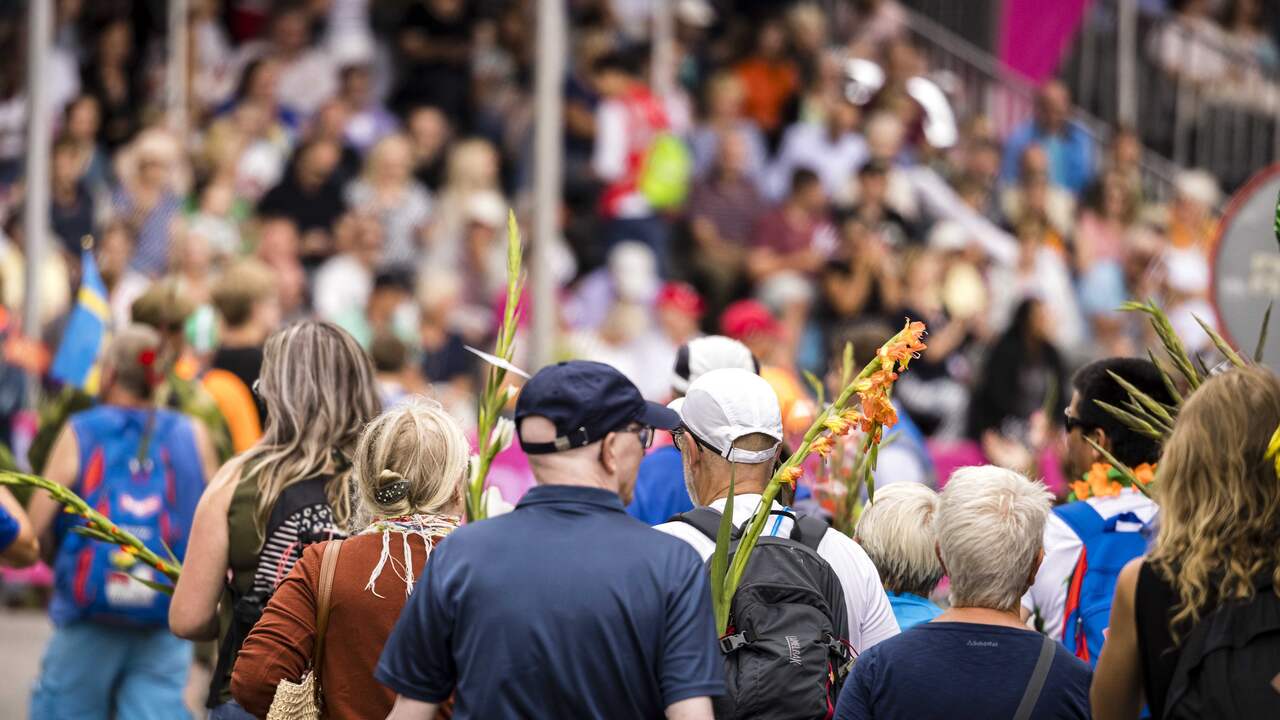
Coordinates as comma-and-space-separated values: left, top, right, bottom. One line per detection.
657, 282, 705, 318
720, 300, 781, 341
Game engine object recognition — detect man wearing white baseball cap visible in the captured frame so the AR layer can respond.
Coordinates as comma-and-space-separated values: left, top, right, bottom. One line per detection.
627, 336, 759, 524
655, 368, 900, 653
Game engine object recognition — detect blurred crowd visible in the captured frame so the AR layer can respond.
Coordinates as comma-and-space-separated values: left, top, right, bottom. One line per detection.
0, 0, 1239, 493
1150, 0, 1280, 111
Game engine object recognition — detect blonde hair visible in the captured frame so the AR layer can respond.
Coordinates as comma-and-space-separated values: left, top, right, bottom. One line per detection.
240, 321, 381, 535
856, 483, 943, 597
1148, 366, 1280, 636
351, 400, 470, 529
211, 259, 275, 327
936, 466, 1052, 611
363, 133, 414, 184
444, 138, 499, 195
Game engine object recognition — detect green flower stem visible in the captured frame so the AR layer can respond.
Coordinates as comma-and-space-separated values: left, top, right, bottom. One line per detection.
0, 471, 181, 590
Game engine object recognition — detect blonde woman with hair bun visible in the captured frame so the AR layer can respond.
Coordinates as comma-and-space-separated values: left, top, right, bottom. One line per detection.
231, 400, 469, 720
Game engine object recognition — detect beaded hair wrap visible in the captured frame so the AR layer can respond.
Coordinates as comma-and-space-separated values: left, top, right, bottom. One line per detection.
374, 469, 411, 505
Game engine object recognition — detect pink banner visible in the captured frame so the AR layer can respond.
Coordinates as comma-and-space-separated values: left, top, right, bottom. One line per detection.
998, 0, 1092, 84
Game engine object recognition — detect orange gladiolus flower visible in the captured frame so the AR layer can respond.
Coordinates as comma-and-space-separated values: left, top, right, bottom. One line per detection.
779, 466, 803, 488
810, 435, 835, 458
859, 391, 898, 429
1070, 480, 1091, 500
1133, 463, 1156, 485
823, 414, 851, 436
877, 320, 928, 369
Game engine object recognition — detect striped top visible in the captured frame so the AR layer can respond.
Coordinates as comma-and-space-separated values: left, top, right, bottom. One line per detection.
252, 475, 343, 595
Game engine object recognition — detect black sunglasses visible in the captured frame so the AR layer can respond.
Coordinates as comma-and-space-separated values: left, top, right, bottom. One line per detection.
1063, 411, 1093, 434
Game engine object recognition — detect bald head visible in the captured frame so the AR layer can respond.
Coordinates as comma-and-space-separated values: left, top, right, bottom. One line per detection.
1035, 81, 1070, 133
519, 416, 646, 503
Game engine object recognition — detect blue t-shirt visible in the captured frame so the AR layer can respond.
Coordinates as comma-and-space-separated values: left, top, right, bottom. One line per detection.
0, 502, 19, 551
887, 591, 943, 630
627, 445, 692, 525
376, 485, 725, 719
835, 622, 1091, 720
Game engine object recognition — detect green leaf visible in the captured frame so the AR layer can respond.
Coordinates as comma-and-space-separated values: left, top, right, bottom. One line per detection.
1255, 302, 1272, 364
70, 526, 119, 543
158, 536, 180, 565
1108, 371, 1176, 427
802, 370, 826, 407
1192, 314, 1246, 368
129, 575, 176, 596
1094, 399, 1166, 440
841, 342, 854, 388
1147, 350, 1184, 406
710, 464, 736, 634
863, 463, 876, 504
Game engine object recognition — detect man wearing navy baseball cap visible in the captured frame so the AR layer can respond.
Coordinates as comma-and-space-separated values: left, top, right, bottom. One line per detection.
378, 361, 723, 720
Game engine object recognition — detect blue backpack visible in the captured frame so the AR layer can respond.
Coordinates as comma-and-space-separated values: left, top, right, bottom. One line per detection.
50, 406, 205, 628
1055, 502, 1151, 666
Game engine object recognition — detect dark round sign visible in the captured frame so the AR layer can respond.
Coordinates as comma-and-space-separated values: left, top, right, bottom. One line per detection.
1212, 165, 1280, 373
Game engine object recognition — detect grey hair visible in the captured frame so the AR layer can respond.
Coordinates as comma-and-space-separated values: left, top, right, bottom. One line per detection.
855, 483, 944, 597
351, 399, 470, 529
936, 466, 1052, 611
241, 321, 382, 536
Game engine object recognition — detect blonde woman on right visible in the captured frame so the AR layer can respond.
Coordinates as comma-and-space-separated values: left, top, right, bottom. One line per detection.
1092, 366, 1280, 720
232, 399, 469, 719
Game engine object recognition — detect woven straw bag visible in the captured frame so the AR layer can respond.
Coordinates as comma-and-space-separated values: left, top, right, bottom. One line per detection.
266, 539, 343, 720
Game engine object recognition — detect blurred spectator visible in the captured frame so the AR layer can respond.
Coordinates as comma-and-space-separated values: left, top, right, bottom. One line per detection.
592, 49, 674, 272
566, 241, 660, 332
50, 138, 95, 256
339, 61, 398, 152
748, 169, 833, 284
895, 248, 972, 440
62, 95, 111, 192
967, 298, 1067, 451
1001, 81, 1095, 195
189, 180, 244, 261
686, 128, 765, 316
370, 330, 426, 408
689, 73, 769, 180
810, 216, 902, 344
1165, 168, 1220, 251
309, 99, 364, 185
81, 19, 143, 151
113, 130, 184, 277
335, 269, 415, 350
766, 94, 867, 202
415, 268, 475, 410
1223, 0, 1279, 72
257, 139, 348, 261
234, 2, 337, 119
1150, 0, 1229, 85
735, 20, 799, 142
96, 219, 148, 329
405, 104, 452, 192
255, 216, 307, 318
1074, 170, 1138, 275
987, 221, 1087, 353
207, 258, 279, 452
314, 212, 383, 322
1163, 248, 1218, 360
427, 138, 502, 275
847, 159, 915, 249
721, 299, 809, 432
394, 0, 475, 123
1000, 144, 1076, 242
344, 134, 433, 272
848, 0, 908, 51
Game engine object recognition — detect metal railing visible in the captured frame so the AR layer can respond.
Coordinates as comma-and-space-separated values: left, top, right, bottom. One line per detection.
1062, 1, 1280, 192
902, 6, 1183, 203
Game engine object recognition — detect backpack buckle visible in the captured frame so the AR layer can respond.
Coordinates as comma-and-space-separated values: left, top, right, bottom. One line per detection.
719, 630, 753, 654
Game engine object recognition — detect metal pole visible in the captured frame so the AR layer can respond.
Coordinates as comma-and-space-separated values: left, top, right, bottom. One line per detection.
1116, 0, 1137, 128
529, 0, 564, 371
167, 0, 189, 138
651, 0, 675, 97
23, 0, 52, 360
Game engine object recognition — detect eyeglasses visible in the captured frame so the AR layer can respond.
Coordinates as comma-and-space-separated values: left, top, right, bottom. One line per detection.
672, 427, 718, 455
618, 425, 654, 450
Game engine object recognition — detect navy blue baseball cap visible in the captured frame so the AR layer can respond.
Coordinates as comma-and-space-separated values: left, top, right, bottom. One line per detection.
515, 360, 680, 454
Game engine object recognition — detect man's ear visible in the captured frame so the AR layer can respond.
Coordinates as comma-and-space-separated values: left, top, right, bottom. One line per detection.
1088, 427, 1109, 457
599, 432, 620, 476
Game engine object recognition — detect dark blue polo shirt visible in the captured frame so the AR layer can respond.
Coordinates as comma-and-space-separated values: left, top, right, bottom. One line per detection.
376, 484, 725, 718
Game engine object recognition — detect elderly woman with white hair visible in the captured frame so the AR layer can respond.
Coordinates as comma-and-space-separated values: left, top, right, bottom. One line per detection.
854, 483, 945, 630
835, 466, 1091, 720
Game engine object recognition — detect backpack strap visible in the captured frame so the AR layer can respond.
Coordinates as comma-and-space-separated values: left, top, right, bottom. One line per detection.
1054, 502, 1106, 659
312, 540, 343, 672
1012, 635, 1057, 720
670, 506, 738, 543
791, 514, 830, 553
1052, 501, 1107, 542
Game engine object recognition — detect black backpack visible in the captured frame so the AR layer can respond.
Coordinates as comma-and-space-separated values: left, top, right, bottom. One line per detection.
1163, 577, 1280, 719
674, 507, 852, 720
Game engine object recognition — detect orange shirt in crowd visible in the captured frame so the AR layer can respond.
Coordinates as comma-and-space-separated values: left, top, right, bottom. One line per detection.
735, 59, 799, 133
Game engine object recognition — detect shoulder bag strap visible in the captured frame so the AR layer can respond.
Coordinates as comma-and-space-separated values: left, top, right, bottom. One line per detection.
1012, 635, 1057, 720
312, 539, 343, 672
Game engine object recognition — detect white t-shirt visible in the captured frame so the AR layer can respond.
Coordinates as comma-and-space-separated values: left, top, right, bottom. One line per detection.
655, 494, 901, 653
1022, 488, 1158, 640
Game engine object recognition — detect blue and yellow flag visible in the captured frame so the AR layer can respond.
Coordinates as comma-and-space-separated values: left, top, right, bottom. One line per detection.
49, 248, 111, 392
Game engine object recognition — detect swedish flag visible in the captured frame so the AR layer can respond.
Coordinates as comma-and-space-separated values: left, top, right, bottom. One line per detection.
49, 248, 111, 391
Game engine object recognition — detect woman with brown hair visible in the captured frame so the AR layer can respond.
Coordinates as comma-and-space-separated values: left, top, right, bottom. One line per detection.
230, 400, 468, 719
169, 320, 381, 720
1091, 366, 1280, 719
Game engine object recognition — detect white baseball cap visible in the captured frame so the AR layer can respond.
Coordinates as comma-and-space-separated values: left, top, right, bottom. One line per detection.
670, 335, 759, 395
671, 368, 782, 464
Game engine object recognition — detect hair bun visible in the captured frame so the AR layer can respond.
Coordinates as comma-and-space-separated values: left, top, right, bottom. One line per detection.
374, 469, 411, 505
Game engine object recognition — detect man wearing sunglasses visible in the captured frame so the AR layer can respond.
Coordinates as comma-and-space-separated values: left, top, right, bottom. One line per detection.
1021, 358, 1172, 665
379, 361, 722, 720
